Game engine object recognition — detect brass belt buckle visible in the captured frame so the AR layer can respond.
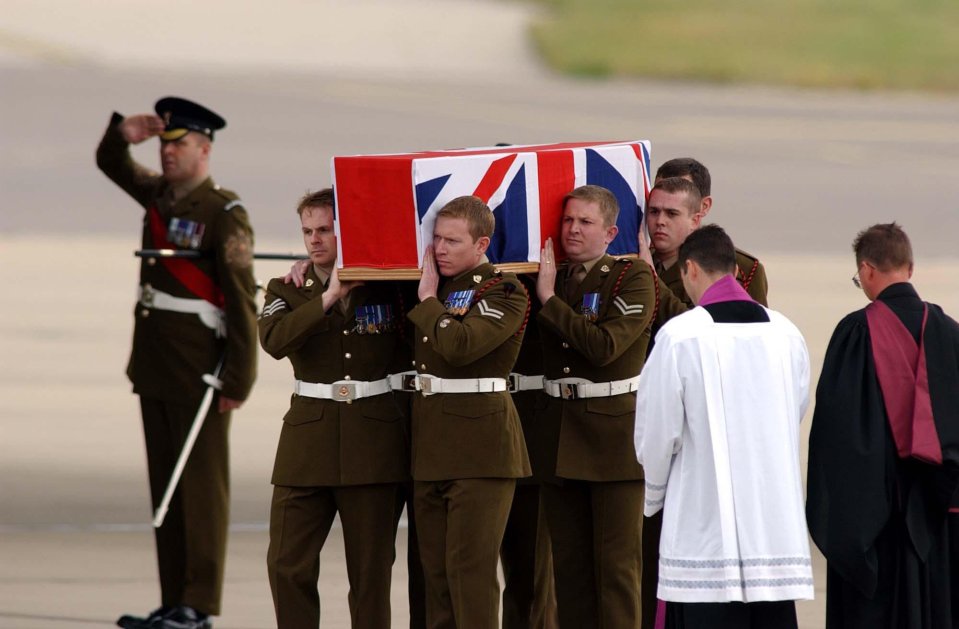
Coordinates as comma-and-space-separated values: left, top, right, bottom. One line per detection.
141, 284, 155, 308
561, 383, 579, 400
334, 382, 357, 401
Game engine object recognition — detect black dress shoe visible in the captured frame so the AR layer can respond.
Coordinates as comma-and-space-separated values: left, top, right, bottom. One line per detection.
116, 606, 172, 629
151, 606, 212, 629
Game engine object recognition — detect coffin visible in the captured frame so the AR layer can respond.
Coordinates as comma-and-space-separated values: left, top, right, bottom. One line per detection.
331, 141, 652, 279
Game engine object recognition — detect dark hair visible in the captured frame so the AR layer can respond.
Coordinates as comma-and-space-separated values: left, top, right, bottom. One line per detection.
436, 195, 495, 241
678, 224, 736, 275
655, 157, 711, 197
853, 222, 913, 271
563, 184, 620, 227
649, 177, 702, 216
296, 188, 334, 216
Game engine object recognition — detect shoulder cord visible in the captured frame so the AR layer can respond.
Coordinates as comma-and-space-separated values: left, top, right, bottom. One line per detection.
393, 284, 408, 341
470, 276, 530, 336
739, 259, 760, 291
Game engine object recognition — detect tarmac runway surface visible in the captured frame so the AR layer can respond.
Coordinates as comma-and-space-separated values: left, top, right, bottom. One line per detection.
2, 1, 958, 627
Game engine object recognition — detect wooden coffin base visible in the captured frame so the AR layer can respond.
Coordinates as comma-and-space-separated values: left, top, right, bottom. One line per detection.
338, 262, 541, 281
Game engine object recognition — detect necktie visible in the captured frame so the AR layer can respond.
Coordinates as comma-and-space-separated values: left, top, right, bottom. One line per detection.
566, 264, 587, 302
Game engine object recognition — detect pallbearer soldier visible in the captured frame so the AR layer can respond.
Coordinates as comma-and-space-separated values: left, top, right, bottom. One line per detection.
640, 161, 768, 629
408, 195, 531, 628
649, 159, 768, 309
535, 184, 656, 627
96, 97, 257, 629
259, 189, 410, 629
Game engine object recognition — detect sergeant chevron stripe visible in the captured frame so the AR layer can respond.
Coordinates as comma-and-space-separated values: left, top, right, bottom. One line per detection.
614, 296, 644, 316
260, 299, 288, 318
477, 300, 505, 319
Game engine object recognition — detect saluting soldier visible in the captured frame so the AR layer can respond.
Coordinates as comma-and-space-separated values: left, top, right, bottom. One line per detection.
535, 184, 656, 628
640, 163, 769, 629
408, 195, 531, 628
259, 189, 410, 629
96, 97, 257, 629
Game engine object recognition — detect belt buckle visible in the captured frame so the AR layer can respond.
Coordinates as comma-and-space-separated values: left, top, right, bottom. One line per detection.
507, 374, 520, 392
560, 383, 579, 400
401, 374, 418, 392
334, 382, 357, 402
141, 284, 155, 308
419, 376, 433, 394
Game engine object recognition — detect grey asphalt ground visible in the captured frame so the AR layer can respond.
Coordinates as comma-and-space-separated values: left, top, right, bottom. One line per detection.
2, 1, 958, 627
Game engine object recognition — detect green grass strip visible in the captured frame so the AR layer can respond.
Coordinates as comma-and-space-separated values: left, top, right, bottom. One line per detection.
528, 0, 959, 91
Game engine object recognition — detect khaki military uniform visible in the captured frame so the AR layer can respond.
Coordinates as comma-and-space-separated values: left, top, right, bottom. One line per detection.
642, 247, 768, 629
536, 254, 655, 628
406, 262, 531, 629
500, 274, 558, 629
259, 268, 410, 629
96, 113, 257, 616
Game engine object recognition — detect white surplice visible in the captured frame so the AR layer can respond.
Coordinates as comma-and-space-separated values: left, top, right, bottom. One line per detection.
634, 306, 814, 603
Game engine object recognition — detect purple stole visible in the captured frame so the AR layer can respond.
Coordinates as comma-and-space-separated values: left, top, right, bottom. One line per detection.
865, 299, 942, 465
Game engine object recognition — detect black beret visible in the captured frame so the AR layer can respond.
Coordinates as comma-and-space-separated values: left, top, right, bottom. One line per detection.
155, 96, 226, 141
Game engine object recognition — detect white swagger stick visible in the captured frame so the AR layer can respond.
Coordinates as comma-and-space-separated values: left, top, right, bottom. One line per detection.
152, 357, 225, 528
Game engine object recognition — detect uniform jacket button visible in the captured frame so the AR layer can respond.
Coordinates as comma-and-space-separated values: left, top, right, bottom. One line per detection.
562, 342, 570, 349
420, 363, 427, 370
141, 309, 150, 318
344, 375, 351, 380
146, 257, 156, 266
342, 329, 349, 336
345, 353, 352, 359
563, 366, 570, 374
422, 336, 429, 343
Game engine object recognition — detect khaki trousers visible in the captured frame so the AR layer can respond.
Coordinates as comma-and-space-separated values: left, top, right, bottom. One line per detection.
267, 483, 402, 629
541, 479, 644, 629
500, 484, 558, 629
414, 478, 516, 629
141, 397, 230, 616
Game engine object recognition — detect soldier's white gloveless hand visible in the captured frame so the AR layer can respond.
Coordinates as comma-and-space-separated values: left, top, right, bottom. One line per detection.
536, 237, 557, 304
284, 259, 311, 287
418, 246, 439, 302
119, 114, 165, 144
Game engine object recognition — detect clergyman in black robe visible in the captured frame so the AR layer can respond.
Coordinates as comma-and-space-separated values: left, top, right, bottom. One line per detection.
806, 223, 959, 629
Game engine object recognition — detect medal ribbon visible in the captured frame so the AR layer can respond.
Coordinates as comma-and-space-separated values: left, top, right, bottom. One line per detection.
147, 206, 225, 308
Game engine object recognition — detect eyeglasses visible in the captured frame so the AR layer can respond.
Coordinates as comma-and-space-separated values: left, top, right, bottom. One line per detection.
852, 261, 874, 289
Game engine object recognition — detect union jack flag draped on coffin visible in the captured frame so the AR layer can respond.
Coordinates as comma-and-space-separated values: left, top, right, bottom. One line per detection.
331, 140, 652, 271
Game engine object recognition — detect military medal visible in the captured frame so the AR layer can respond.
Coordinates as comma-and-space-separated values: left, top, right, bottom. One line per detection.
355, 304, 394, 334
444, 289, 475, 316
581, 293, 601, 322
167, 217, 206, 249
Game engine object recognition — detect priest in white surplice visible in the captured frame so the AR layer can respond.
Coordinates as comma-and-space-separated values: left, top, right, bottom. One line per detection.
634, 225, 814, 629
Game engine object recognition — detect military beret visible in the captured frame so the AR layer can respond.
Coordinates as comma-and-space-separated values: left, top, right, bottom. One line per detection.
155, 96, 226, 141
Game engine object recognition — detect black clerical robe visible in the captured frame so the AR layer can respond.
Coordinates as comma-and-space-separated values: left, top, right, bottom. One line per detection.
807, 282, 959, 629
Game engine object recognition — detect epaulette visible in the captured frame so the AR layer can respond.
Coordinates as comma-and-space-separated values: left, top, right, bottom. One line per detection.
735, 248, 760, 265
211, 185, 242, 211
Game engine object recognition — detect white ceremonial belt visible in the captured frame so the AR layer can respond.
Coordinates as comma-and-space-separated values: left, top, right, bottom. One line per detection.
415, 374, 508, 396
294, 378, 391, 402
138, 284, 226, 337
508, 373, 545, 393
544, 375, 641, 400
